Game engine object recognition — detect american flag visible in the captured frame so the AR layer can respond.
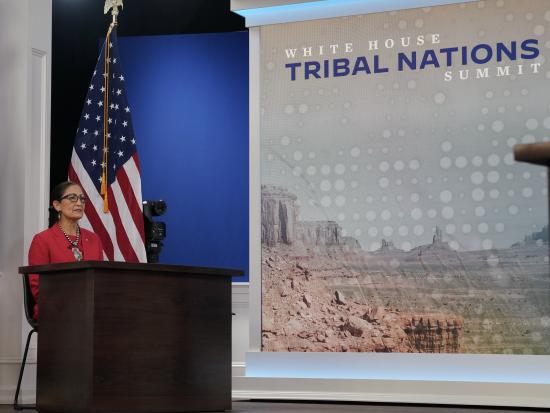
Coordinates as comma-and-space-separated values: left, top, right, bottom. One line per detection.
69, 27, 147, 262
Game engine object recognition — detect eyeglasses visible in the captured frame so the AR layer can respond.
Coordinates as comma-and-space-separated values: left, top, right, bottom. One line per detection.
60, 194, 88, 204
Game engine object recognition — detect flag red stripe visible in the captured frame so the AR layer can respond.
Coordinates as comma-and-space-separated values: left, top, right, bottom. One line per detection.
106, 186, 140, 262
115, 165, 145, 244
83, 202, 115, 261
69, 165, 115, 261
133, 152, 142, 173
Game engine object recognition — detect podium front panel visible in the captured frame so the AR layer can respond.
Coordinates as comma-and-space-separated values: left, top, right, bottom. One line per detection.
31, 263, 233, 413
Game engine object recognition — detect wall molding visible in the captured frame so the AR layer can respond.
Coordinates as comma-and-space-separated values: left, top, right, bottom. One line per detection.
0, 356, 36, 365
31, 48, 46, 57
232, 282, 250, 307
232, 361, 246, 377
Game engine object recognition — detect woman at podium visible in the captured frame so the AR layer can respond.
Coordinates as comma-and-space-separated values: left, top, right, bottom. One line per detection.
28, 181, 104, 319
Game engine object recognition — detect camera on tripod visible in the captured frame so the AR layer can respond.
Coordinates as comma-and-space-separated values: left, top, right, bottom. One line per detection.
142, 200, 167, 263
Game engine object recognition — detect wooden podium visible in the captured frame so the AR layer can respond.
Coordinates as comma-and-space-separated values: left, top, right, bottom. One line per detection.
18, 261, 242, 413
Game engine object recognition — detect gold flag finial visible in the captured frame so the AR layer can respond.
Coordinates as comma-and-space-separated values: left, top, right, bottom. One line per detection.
104, 0, 123, 26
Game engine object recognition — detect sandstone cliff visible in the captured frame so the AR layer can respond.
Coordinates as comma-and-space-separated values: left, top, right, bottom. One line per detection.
262, 246, 463, 352
261, 185, 297, 246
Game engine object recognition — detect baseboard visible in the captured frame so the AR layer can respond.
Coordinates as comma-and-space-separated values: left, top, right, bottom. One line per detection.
1, 362, 246, 405
0, 359, 37, 405
4, 363, 550, 408
0, 385, 35, 405
231, 376, 550, 408
2, 362, 244, 405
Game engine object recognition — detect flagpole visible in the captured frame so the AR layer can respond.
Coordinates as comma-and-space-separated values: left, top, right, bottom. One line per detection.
101, 0, 123, 212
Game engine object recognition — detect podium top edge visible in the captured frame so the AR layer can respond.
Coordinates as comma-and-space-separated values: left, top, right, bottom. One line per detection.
19, 260, 244, 277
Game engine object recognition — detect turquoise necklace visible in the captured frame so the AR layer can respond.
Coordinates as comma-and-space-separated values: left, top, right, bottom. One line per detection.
59, 223, 83, 261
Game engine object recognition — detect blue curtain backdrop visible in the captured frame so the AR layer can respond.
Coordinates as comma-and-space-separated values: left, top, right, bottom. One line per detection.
117, 31, 249, 281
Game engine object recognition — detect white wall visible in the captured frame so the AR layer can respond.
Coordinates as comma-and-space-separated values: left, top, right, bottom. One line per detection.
232, 283, 250, 376
0, 0, 51, 404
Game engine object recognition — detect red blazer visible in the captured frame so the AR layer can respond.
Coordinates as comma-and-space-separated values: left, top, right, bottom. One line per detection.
28, 225, 104, 319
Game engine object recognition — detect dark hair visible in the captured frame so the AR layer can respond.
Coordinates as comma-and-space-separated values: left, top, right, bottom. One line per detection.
48, 181, 81, 227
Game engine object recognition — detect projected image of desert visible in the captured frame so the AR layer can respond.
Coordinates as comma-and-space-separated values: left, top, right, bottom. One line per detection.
258, 1, 550, 354
261, 186, 550, 354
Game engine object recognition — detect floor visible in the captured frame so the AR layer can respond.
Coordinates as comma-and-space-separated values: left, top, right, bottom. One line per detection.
1, 400, 548, 413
